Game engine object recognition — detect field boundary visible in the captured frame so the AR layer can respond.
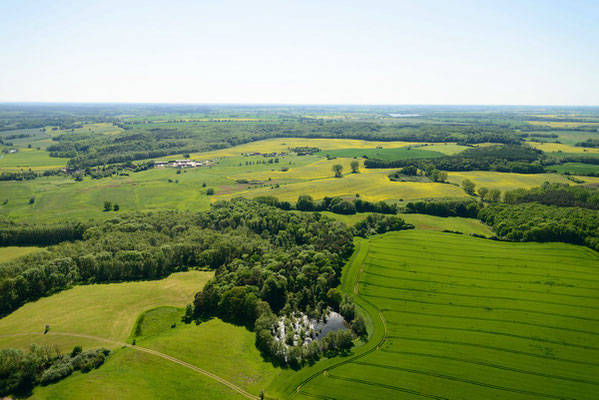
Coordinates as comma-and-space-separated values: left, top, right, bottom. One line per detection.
291, 236, 390, 399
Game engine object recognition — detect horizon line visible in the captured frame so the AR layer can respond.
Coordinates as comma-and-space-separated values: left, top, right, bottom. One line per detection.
1, 101, 599, 108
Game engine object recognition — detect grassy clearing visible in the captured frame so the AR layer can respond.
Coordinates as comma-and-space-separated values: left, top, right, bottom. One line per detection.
526, 130, 599, 146
0, 271, 212, 350
0, 246, 43, 263
218, 168, 467, 203
0, 148, 67, 171
401, 214, 494, 236
134, 318, 281, 395
317, 211, 493, 236
31, 347, 246, 400
158, 138, 434, 160
0, 155, 307, 223
316, 147, 445, 161
547, 163, 599, 175
528, 141, 599, 154
526, 120, 599, 129
298, 230, 599, 400
447, 171, 572, 192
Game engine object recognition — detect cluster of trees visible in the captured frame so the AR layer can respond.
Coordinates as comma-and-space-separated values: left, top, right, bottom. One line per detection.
520, 132, 559, 139
575, 139, 599, 148
289, 146, 320, 155
0, 345, 109, 397
0, 169, 65, 182
254, 195, 398, 216
502, 183, 599, 209
405, 199, 483, 218
479, 203, 599, 251
294, 195, 398, 215
366, 145, 545, 174
182, 200, 357, 366
353, 214, 414, 237
0, 219, 86, 247
387, 164, 447, 183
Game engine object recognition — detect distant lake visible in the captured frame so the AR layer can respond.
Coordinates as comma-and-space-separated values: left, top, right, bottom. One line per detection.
389, 113, 420, 117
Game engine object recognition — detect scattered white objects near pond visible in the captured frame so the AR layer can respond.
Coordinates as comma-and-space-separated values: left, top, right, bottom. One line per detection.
273, 311, 349, 347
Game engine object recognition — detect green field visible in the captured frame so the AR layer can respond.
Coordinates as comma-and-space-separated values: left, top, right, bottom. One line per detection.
447, 171, 573, 192
296, 230, 599, 399
1, 151, 471, 223
31, 348, 247, 400
526, 130, 599, 146
319, 211, 494, 237
316, 147, 445, 160
0, 246, 42, 263
546, 163, 599, 175
0, 154, 315, 222
0, 148, 67, 171
0, 270, 212, 350
315, 143, 468, 160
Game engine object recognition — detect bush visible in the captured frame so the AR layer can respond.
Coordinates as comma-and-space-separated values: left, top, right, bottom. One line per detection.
353, 214, 414, 237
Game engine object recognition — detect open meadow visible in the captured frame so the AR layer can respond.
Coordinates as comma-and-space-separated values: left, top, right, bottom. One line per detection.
0, 270, 212, 350
0, 246, 43, 263
447, 171, 574, 192
297, 230, 599, 400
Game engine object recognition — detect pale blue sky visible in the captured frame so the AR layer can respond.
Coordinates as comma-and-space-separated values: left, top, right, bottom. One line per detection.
0, 0, 597, 104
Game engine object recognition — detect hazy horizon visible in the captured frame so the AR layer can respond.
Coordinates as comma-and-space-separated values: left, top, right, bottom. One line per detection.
1, 0, 598, 105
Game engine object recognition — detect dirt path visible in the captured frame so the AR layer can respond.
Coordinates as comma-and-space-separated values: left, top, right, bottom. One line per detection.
0, 331, 259, 400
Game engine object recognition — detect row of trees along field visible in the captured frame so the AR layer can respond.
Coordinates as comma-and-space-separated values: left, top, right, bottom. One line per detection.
253, 195, 399, 215
365, 144, 545, 173
479, 183, 599, 250
42, 122, 521, 169
0, 345, 109, 397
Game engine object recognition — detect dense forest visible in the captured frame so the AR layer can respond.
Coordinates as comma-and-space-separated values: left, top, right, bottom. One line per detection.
0, 200, 354, 317
479, 203, 599, 251
502, 183, 599, 209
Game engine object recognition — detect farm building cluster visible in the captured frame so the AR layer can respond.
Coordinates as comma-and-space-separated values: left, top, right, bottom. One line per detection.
241, 152, 288, 157
155, 159, 213, 168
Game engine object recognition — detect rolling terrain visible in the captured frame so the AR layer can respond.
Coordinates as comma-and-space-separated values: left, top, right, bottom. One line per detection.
296, 230, 599, 399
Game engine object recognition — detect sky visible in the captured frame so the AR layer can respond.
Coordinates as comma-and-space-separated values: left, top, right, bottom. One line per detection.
0, 0, 598, 105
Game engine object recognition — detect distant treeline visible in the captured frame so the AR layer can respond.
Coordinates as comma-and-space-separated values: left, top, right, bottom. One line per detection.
0, 219, 86, 246
479, 203, 599, 251
43, 121, 522, 169
503, 183, 599, 210
365, 145, 545, 174
255, 194, 398, 215
575, 139, 599, 148
405, 199, 483, 218
0, 170, 65, 182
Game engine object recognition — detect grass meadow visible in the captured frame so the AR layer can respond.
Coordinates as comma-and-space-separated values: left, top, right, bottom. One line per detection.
547, 162, 599, 175
527, 142, 599, 154
0, 271, 212, 350
0, 246, 43, 263
31, 347, 247, 400
297, 230, 599, 400
447, 171, 573, 192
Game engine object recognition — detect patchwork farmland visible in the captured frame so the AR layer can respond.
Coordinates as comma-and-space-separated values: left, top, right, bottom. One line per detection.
298, 231, 599, 399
